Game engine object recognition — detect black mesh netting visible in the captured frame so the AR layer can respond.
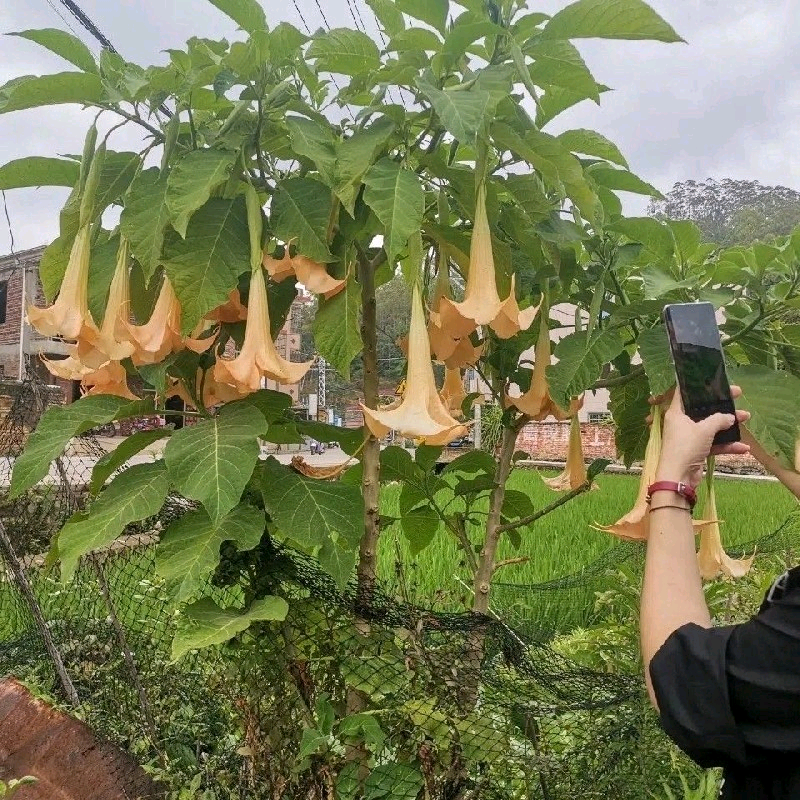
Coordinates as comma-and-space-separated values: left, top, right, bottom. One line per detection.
1, 373, 798, 799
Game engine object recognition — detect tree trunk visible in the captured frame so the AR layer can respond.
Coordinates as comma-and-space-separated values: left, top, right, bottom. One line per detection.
357, 256, 380, 602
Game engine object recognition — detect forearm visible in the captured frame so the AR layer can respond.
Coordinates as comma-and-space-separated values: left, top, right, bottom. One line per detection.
641, 505, 711, 707
741, 426, 800, 500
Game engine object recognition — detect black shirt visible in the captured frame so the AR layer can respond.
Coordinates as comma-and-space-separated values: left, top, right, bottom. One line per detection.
650, 568, 800, 799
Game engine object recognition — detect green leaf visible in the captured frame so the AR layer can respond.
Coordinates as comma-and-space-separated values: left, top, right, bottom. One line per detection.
8, 29, 97, 73
90, 151, 140, 221
296, 421, 364, 457
313, 277, 362, 380
163, 196, 250, 332
380, 446, 420, 484
157, 504, 265, 603
442, 449, 497, 477
556, 129, 628, 168
205, 0, 267, 33
0, 72, 102, 113
386, 27, 443, 53
415, 445, 442, 472
667, 220, 702, 262
366, 0, 406, 37
10, 395, 150, 498
285, 116, 336, 183
364, 763, 424, 800
0, 156, 80, 190
38, 234, 73, 303
502, 489, 535, 523
547, 329, 625, 408
536, 83, 611, 128
637, 326, 674, 397
318, 537, 358, 590
442, 21, 503, 58
394, 0, 448, 34
272, 176, 333, 263
260, 458, 362, 551
363, 159, 424, 267
608, 217, 674, 260
172, 596, 288, 660
307, 29, 380, 76
401, 507, 440, 556
240, 388, 294, 423
164, 403, 266, 523
417, 80, 495, 144
527, 40, 600, 100
731, 365, 800, 470
541, 0, 684, 43
590, 166, 662, 198
609, 371, 651, 467
587, 458, 611, 482
58, 463, 169, 581
120, 168, 171, 283
166, 149, 237, 238
89, 429, 171, 496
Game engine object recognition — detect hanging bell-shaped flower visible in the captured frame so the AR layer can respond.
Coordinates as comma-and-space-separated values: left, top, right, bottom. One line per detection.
545, 413, 587, 492
507, 314, 553, 420
361, 285, 469, 445
696, 470, 755, 580
439, 367, 467, 418
490, 275, 542, 340
27, 225, 97, 341
125, 277, 185, 365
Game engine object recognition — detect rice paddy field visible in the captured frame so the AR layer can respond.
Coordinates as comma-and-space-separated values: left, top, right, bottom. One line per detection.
376, 468, 799, 633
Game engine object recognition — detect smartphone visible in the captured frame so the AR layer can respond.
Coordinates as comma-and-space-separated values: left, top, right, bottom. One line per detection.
662, 302, 740, 446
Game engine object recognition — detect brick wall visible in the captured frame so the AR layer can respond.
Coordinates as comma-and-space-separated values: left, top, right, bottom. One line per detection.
516, 421, 617, 461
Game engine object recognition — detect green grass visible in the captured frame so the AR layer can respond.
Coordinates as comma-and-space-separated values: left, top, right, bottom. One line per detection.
377, 469, 798, 632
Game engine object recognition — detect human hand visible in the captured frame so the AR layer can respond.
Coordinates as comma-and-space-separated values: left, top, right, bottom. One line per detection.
654, 386, 751, 489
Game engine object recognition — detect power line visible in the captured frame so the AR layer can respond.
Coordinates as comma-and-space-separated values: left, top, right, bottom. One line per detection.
357, 0, 401, 105
43, 0, 83, 40
311, 0, 333, 31
345, 0, 366, 32
291, 0, 312, 33
57, 0, 118, 53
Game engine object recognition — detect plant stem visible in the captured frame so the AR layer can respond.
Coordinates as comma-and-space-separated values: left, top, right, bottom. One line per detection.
472, 422, 519, 614
592, 364, 645, 390
357, 252, 380, 600
96, 104, 163, 141
497, 479, 593, 534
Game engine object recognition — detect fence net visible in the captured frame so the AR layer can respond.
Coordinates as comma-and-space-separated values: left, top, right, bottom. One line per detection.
1, 374, 798, 800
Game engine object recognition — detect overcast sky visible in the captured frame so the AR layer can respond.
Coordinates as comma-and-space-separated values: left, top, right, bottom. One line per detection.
1, 0, 798, 254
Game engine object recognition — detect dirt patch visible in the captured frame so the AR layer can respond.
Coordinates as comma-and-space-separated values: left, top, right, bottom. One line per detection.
0, 678, 162, 799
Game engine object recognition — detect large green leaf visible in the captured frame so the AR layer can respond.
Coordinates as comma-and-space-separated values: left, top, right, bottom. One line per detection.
417, 80, 495, 145
637, 325, 674, 397
0, 72, 102, 113
366, 0, 406, 37
547, 329, 625, 408
393, 0, 448, 33
88, 234, 122, 322
527, 40, 600, 100
731, 365, 800, 469
556, 129, 628, 168
166, 149, 237, 238
318, 537, 358, 590
608, 217, 674, 260
90, 428, 171, 496
58, 462, 169, 581
90, 151, 140, 221
286, 116, 337, 183
120, 168, 171, 282
313, 277, 362, 380
363, 159, 424, 267
272, 177, 334, 263
172, 596, 288, 660
164, 403, 266, 524
260, 457, 362, 552
401, 507, 440, 556
364, 763, 424, 800
0, 156, 80, 190
379, 446, 421, 484
590, 166, 662, 198
307, 29, 380, 76
38, 234, 73, 302
536, 83, 611, 128
8, 29, 97, 73
10, 395, 151, 498
541, 0, 684, 43
205, 0, 267, 33
157, 504, 265, 603
609, 371, 651, 467
163, 196, 250, 332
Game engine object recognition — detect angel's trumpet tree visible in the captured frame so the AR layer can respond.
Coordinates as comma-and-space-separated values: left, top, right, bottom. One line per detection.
126, 277, 184, 365
697, 463, 755, 580
545, 413, 587, 492
361, 285, 469, 445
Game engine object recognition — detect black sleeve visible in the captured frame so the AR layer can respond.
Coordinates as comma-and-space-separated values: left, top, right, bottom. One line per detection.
649, 623, 747, 768
650, 601, 800, 768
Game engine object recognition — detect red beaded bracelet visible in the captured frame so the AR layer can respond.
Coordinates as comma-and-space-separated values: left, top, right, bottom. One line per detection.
646, 481, 697, 509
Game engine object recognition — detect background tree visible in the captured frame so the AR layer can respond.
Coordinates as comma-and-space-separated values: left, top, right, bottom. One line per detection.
648, 178, 800, 246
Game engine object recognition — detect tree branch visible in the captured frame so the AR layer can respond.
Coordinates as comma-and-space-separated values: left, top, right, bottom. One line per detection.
592, 365, 645, 390
497, 479, 593, 534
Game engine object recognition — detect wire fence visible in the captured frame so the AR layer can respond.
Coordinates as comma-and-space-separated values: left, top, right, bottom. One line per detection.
1, 373, 798, 799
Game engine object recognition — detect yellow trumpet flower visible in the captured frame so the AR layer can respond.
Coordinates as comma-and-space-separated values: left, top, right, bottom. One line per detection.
545, 413, 587, 492
439, 367, 467, 418
361, 285, 469, 445
81, 361, 138, 400
27, 225, 97, 340
696, 472, 755, 580
214, 265, 312, 393
263, 250, 346, 299
125, 278, 185, 365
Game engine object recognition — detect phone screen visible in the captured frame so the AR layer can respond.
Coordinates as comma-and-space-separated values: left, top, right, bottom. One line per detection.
663, 302, 740, 445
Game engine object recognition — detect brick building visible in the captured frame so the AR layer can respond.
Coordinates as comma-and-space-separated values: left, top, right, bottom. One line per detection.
0, 246, 309, 404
